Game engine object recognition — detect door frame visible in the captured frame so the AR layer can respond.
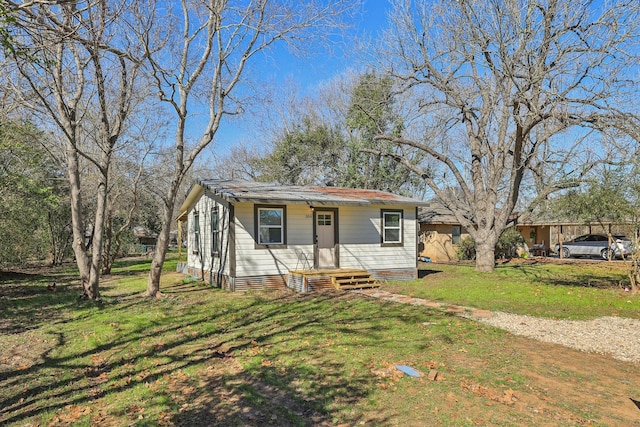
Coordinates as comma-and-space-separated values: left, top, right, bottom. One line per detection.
313, 208, 339, 269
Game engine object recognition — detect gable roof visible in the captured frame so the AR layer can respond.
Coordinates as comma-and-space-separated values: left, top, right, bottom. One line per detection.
200, 179, 428, 206
179, 179, 428, 218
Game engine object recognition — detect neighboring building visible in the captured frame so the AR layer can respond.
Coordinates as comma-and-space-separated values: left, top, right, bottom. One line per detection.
177, 179, 428, 291
418, 200, 635, 261
418, 200, 470, 262
131, 226, 158, 254
132, 226, 158, 246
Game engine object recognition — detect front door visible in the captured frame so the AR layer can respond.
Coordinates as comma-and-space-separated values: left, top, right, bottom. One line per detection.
315, 210, 337, 269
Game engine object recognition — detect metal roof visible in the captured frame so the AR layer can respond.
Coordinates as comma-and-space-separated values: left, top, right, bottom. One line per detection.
197, 179, 428, 207
418, 200, 461, 224
418, 199, 631, 226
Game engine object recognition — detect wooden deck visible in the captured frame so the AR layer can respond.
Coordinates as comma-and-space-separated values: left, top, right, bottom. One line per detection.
288, 268, 380, 292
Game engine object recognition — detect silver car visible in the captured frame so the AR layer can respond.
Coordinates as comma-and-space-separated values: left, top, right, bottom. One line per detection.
554, 234, 632, 260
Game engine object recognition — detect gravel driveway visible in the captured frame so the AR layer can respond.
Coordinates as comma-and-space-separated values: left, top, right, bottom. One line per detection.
354, 288, 640, 364
475, 312, 640, 363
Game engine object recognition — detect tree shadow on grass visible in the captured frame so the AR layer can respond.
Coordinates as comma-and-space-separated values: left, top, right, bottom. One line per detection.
0, 282, 429, 426
543, 275, 626, 289
0, 257, 180, 335
506, 263, 628, 289
0, 268, 84, 335
169, 359, 384, 427
418, 268, 442, 279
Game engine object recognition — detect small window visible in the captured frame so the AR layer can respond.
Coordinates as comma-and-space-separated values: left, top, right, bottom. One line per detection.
193, 210, 200, 254
211, 207, 219, 255
452, 226, 461, 244
381, 210, 403, 246
255, 205, 287, 248
317, 213, 332, 226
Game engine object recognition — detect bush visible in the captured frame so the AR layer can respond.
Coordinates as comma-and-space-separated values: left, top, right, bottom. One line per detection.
456, 227, 526, 261
456, 236, 476, 260
495, 227, 525, 259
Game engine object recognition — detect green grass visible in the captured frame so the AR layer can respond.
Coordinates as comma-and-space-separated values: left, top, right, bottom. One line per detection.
1, 257, 639, 426
383, 260, 640, 319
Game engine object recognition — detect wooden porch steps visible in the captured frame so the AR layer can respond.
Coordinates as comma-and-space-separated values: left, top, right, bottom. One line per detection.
331, 270, 380, 290
287, 268, 380, 292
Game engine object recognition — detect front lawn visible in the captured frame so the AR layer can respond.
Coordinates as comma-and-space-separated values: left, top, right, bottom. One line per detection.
383, 259, 640, 319
1, 257, 639, 426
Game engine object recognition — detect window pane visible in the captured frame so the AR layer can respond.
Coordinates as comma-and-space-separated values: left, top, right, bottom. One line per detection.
256, 206, 285, 246
452, 226, 461, 244
384, 213, 400, 227
260, 209, 282, 226
382, 210, 402, 244
318, 214, 331, 226
260, 227, 282, 244
211, 209, 219, 254
385, 229, 400, 243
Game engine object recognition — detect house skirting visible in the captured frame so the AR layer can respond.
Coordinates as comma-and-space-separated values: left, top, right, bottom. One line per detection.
370, 268, 417, 281
178, 265, 287, 292
286, 271, 338, 292
178, 265, 416, 292
230, 275, 287, 292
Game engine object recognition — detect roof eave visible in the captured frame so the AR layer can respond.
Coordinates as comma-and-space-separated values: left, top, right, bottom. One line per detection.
224, 197, 423, 206
178, 184, 205, 219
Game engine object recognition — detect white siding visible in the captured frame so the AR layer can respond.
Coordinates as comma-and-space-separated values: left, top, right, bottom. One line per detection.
186, 196, 418, 279
338, 205, 418, 271
234, 202, 315, 277
186, 195, 232, 280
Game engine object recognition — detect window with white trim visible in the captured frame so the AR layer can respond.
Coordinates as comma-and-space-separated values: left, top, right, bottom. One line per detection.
211, 207, 219, 255
255, 205, 286, 248
193, 210, 200, 253
381, 209, 403, 246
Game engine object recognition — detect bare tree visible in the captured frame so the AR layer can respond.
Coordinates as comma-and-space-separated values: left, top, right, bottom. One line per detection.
135, 0, 360, 297
375, 0, 640, 272
101, 136, 156, 275
7, 0, 146, 297
204, 143, 266, 181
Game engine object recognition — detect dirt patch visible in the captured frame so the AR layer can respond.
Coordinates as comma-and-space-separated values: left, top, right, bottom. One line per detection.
147, 350, 336, 427
453, 335, 640, 426
0, 330, 58, 375
519, 339, 639, 425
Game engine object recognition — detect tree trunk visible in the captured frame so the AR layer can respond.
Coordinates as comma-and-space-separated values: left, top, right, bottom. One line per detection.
145, 197, 175, 297
85, 179, 108, 299
102, 206, 113, 275
474, 229, 498, 273
66, 141, 92, 292
475, 242, 496, 272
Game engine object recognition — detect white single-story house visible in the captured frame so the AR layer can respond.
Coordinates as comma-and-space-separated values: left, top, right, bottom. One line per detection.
177, 179, 428, 291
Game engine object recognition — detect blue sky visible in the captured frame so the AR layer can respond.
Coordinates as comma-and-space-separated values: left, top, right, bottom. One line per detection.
209, 1, 393, 157
267, 1, 392, 95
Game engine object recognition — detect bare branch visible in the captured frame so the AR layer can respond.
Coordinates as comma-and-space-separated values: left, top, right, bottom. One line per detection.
377, 0, 640, 271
